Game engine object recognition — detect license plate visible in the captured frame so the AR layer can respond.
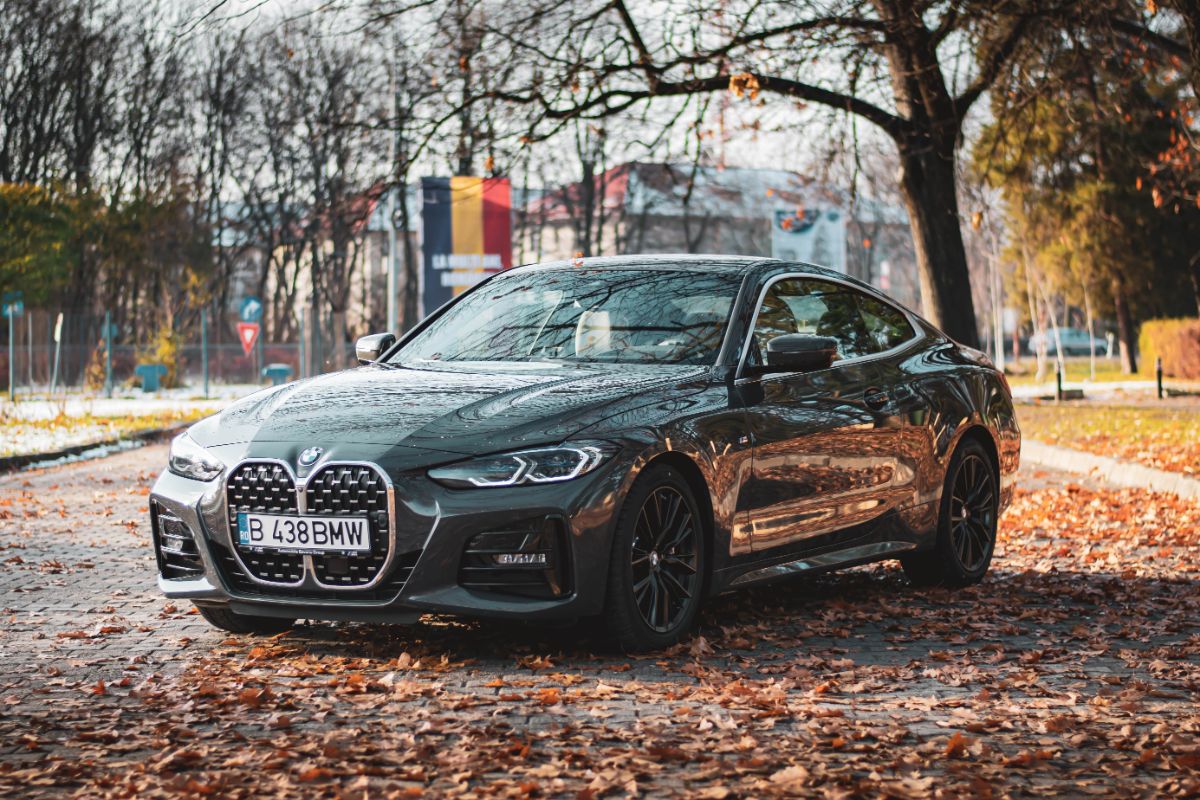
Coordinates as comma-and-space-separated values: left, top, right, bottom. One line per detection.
236, 512, 371, 554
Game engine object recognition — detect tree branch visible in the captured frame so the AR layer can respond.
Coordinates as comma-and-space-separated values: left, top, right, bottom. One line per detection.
930, 6, 960, 46
1108, 16, 1189, 59
494, 70, 911, 140
954, 13, 1034, 122
610, 0, 659, 88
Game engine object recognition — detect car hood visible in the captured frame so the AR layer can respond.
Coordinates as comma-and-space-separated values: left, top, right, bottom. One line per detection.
190, 361, 710, 457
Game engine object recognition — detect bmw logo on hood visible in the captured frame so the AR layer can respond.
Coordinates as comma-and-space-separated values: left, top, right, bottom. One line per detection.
298, 447, 324, 467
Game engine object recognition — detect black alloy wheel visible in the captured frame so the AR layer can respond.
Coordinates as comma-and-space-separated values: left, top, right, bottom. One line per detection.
605, 466, 707, 651
901, 438, 998, 587
631, 485, 700, 633
948, 452, 996, 574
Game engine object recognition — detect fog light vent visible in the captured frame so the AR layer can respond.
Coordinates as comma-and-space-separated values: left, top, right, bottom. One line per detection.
151, 502, 205, 580
459, 517, 572, 599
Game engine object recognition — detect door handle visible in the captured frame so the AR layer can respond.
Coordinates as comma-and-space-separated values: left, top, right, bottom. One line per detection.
864, 388, 890, 409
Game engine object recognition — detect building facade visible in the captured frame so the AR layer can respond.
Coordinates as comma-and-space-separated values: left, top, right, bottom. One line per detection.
518, 162, 920, 309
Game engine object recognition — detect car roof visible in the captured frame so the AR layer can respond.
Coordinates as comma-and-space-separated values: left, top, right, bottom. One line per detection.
514, 254, 811, 275
508, 254, 893, 304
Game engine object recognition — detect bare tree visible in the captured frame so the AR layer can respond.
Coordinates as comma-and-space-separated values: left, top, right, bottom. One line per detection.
465, 0, 1087, 348
0, 0, 76, 185
372, 20, 444, 332
244, 21, 387, 366
193, 28, 255, 333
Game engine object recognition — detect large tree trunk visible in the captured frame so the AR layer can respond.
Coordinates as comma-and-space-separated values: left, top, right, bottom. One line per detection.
331, 309, 348, 370
1111, 276, 1137, 374
896, 143, 980, 348
1190, 251, 1200, 316
1169, 2, 1200, 315
399, 186, 420, 332
576, 159, 596, 257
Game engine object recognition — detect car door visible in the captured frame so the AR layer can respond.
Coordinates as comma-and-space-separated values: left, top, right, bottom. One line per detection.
739, 276, 897, 553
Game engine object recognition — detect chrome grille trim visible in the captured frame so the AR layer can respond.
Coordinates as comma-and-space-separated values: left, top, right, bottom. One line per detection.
306, 464, 393, 588
222, 458, 399, 592
225, 462, 305, 587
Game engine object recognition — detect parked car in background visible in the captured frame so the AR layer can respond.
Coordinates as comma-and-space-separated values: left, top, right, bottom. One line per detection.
150, 256, 1020, 651
1027, 327, 1108, 357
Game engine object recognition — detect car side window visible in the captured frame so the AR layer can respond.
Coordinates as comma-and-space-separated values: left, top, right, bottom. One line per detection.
856, 294, 915, 352
749, 278, 876, 365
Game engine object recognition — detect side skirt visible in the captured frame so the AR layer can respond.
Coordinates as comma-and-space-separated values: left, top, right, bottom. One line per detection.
724, 540, 919, 590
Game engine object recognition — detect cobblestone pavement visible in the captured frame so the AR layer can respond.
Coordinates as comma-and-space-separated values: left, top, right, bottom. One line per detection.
0, 446, 1197, 797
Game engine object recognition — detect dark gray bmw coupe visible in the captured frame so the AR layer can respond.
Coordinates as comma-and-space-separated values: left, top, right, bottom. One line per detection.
150, 256, 1019, 650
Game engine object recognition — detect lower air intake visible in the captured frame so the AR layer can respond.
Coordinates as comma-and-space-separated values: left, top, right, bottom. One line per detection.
459, 517, 572, 599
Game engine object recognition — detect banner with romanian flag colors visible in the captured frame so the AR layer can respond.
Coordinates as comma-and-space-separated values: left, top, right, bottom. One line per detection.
421, 176, 513, 315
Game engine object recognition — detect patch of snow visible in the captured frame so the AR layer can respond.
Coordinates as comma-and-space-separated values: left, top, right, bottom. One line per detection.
2, 421, 126, 458
1, 384, 258, 422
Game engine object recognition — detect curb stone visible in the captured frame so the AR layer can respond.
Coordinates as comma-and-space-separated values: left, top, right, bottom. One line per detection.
1021, 439, 1200, 500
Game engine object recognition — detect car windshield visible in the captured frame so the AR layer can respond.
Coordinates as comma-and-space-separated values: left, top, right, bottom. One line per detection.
390, 267, 741, 365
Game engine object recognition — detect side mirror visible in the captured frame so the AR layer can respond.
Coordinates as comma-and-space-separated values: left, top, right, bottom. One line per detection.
762, 334, 838, 373
356, 332, 396, 364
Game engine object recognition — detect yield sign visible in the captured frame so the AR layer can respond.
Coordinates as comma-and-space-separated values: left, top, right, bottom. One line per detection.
236, 322, 260, 356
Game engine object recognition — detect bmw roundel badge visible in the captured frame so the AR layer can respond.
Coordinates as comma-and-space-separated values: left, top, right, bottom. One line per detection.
298, 447, 323, 467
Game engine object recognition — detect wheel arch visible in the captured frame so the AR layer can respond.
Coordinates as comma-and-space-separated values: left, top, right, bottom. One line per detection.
639, 451, 716, 596
955, 424, 1001, 482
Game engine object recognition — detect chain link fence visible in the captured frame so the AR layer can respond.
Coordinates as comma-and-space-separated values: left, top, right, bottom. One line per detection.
0, 309, 356, 397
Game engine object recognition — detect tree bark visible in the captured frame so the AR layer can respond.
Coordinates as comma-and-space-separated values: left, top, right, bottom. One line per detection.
1111, 276, 1138, 374
896, 142, 980, 348
1190, 251, 1200, 316
1166, 2, 1200, 316
577, 158, 595, 257
399, 186, 420, 332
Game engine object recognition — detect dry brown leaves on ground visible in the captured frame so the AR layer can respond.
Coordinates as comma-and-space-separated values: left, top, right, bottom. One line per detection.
0, 458, 1198, 798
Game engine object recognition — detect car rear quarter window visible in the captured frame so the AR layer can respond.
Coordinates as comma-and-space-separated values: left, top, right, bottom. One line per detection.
856, 294, 916, 352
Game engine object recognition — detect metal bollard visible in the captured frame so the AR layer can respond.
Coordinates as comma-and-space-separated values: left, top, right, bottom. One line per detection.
104, 310, 113, 399
201, 309, 209, 400
1156, 357, 1163, 400
7, 309, 13, 403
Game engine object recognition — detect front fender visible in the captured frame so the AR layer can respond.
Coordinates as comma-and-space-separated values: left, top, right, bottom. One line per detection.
579, 380, 754, 576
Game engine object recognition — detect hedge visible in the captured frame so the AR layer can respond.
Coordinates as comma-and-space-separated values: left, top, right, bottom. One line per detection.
1139, 318, 1200, 380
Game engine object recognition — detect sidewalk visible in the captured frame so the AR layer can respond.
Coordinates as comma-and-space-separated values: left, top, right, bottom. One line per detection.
1021, 438, 1200, 500
1011, 378, 1200, 401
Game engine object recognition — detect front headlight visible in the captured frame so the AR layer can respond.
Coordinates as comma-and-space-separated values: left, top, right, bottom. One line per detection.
168, 432, 225, 482
428, 442, 618, 488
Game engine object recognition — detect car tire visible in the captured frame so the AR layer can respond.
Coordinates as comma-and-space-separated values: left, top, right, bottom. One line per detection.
604, 465, 707, 652
901, 439, 998, 588
195, 605, 295, 635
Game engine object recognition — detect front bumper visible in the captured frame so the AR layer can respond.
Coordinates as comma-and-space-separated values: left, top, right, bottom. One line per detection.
149, 448, 634, 623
